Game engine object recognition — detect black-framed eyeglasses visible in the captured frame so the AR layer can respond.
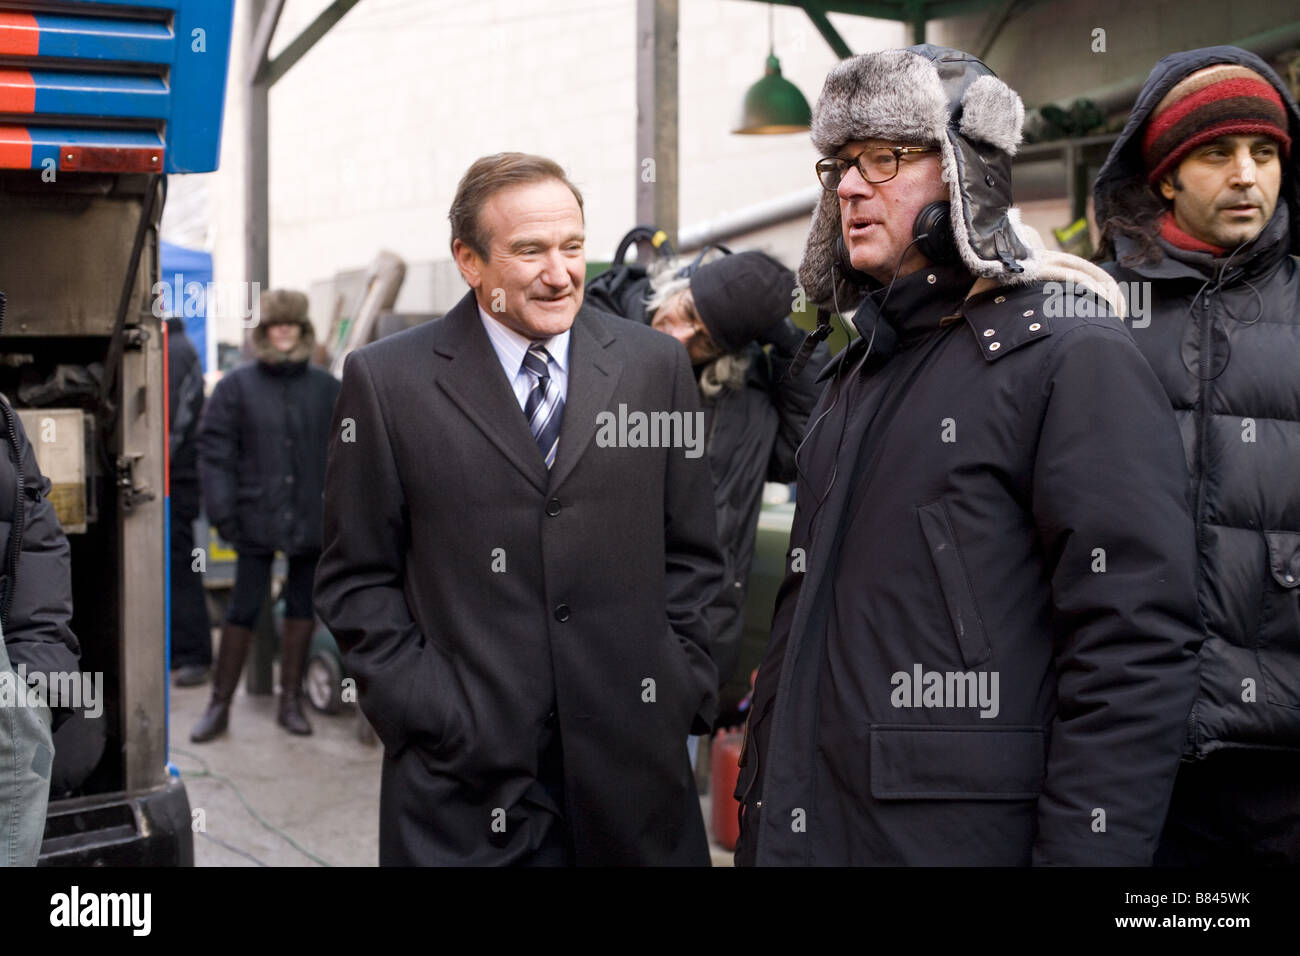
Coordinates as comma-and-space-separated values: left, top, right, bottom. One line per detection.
815, 146, 937, 190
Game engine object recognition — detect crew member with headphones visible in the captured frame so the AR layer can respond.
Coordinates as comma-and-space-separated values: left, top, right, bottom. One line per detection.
736, 45, 1205, 867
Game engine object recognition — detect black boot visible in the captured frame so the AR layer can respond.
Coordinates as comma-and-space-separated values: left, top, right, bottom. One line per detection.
190, 623, 253, 743
277, 617, 314, 736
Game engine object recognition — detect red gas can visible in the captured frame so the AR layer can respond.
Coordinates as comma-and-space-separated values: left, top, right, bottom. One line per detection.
710, 729, 745, 851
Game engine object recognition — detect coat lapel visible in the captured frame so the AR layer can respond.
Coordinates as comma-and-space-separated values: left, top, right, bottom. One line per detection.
548, 307, 621, 492
433, 292, 550, 494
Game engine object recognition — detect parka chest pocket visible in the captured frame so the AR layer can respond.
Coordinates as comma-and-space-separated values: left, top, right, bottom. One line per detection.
917, 499, 993, 668
1258, 531, 1300, 709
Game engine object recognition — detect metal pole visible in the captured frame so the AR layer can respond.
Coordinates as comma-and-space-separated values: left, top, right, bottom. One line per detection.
636, 0, 678, 255
245, 0, 270, 291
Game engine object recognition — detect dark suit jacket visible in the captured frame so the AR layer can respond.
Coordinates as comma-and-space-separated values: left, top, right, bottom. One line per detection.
314, 290, 723, 865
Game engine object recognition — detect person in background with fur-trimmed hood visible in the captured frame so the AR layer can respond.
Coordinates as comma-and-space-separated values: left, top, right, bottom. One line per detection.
1094, 46, 1300, 865
193, 289, 340, 742
734, 44, 1203, 866
597, 249, 830, 724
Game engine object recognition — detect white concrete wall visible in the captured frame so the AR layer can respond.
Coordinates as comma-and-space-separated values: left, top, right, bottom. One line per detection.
177, 0, 1300, 351
181, 0, 906, 346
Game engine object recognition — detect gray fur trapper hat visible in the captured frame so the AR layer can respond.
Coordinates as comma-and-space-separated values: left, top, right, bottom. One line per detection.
800, 44, 1043, 310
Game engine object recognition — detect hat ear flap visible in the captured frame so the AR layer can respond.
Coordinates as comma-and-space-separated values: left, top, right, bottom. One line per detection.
797, 190, 845, 309
959, 75, 1024, 156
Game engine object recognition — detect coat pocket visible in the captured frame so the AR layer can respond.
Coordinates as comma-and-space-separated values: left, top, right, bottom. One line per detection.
869, 724, 1046, 800
1257, 531, 1300, 709
917, 499, 993, 668
661, 627, 709, 733
403, 637, 470, 757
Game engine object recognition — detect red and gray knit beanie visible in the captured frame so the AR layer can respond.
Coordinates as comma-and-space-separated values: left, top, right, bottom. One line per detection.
1142, 63, 1290, 185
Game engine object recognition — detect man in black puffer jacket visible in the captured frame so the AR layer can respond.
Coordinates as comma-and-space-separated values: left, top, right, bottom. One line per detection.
193, 289, 340, 742
1094, 46, 1300, 865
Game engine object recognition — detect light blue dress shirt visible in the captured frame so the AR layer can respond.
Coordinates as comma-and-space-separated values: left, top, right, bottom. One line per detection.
478, 304, 571, 412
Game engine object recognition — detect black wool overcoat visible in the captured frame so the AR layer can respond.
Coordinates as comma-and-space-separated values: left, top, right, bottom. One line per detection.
314, 291, 723, 865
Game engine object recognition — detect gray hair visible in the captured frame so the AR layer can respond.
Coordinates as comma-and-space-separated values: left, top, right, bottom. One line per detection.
643, 269, 692, 317
643, 255, 749, 399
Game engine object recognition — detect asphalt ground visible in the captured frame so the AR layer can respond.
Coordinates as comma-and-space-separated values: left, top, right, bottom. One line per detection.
167, 632, 734, 867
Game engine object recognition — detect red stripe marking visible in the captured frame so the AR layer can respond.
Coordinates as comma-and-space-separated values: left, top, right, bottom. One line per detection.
0, 124, 32, 169
0, 69, 35, 113
0, 12, 39, 56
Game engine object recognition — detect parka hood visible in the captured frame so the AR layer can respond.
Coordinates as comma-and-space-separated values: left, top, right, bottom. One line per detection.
251, 316, 317, 365
1093, 46, 1300, 258
251, 289, 317, 365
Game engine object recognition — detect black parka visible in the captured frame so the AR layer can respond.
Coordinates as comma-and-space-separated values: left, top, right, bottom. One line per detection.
587, 265, 831, 692
697, 323, 829, 694
0, 293, 80, 729
198, 320, 340, 556
1093, 46, 1300, 759
166, 317, 205, 522
735, 262, 1203, 866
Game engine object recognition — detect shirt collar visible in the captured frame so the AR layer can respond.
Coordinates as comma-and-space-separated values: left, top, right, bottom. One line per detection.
478, 304, 572, 373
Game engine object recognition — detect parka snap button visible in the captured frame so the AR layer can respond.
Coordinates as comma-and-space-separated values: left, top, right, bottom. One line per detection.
1023, 309, 1034, 317
1029, 322, 1041, 332
926, 273, 936, 284
983, 328, 995, 337
994, 296, 1006, 303
554, 604, 571, 622
989, 342, 1001, 351
546, 498, 561, 516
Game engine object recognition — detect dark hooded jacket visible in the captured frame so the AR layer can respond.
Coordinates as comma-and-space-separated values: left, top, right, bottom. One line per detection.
166, 317, 205, 522
695, 320, 829, 703
198, 315, 340, 556
1094, 46, 1300, 760
0, 292, 80, 730
588, 265, 831, 702
735, 258, 1203, 866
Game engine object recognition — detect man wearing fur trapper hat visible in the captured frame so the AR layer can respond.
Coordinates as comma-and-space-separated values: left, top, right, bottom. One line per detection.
734, 45, 1204, 866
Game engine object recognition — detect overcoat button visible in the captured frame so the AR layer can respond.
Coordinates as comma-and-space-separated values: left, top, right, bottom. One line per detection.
546, 498, 561, 516
989, 342, 1001, 351
554, 604, 571, 622
983, 328, 995, 337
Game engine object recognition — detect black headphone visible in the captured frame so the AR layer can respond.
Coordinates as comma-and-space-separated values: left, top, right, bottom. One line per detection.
834, 201, 956, 285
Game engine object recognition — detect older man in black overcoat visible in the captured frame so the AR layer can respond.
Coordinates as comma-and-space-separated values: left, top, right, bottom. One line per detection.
314, 152, 723, 866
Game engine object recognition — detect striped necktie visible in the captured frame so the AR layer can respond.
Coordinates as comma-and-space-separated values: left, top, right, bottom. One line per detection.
522, 343, 564, 468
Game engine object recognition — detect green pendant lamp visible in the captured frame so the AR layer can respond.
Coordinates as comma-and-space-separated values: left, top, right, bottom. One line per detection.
733, 4, 812, 134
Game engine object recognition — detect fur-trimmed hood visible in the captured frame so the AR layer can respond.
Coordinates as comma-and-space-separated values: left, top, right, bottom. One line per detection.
800, 44, 1049, 311
252, 318, 316, 365
251, 289, 317, 365
969, 221, 1128, 319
